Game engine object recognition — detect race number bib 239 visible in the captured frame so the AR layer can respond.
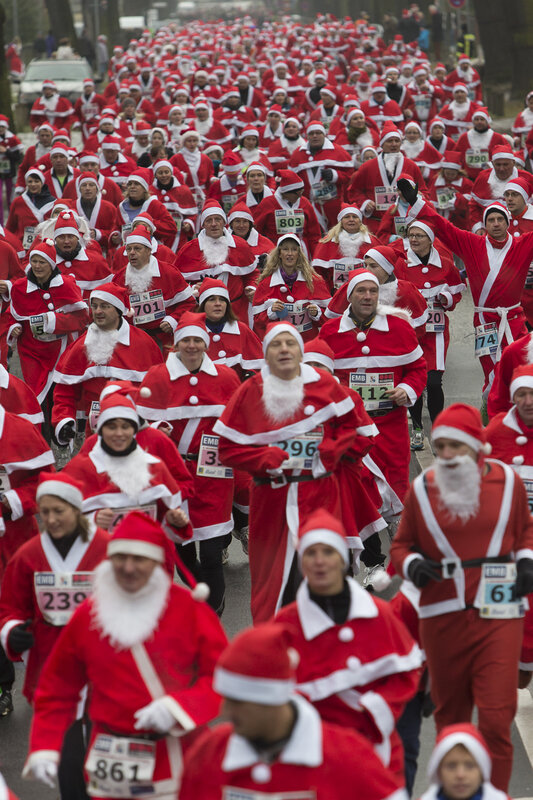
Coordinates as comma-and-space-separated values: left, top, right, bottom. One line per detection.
34, 572, 93, 626
85, 734, 156, 798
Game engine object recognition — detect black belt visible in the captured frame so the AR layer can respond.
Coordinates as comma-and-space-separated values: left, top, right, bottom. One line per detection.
183, 453, 198, 462
254, 471, 332, 488
367, 409, 392, 418
103, 726, 165, 742
426, 554, 512, 578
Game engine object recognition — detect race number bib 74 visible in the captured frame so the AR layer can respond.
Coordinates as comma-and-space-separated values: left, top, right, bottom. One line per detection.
34, 572, 93, 626
85, 734, 156, 798
474, 322, 498, 358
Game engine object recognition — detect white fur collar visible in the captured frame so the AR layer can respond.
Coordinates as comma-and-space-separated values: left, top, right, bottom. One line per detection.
89, 439, 158, 497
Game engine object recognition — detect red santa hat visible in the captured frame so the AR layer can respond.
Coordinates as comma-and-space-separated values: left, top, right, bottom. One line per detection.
514, 150, 526, 168
101, 136, 122, 151
245, 161, 268, 176
319, 85, 337, 100
346, 267, 379, 299
133, 211, 156, 233
303, 337, 335, 373
457, 54, 472, 65
380, 121, 402, 145
78, 151, 99, 166
483, 201, 510, 226
284, 115, 302, 130
42, 79, 57, 90
126, 227, 153, 248
263, 321, 304, 357
346, 108, 365, 125
504, 176, 530, 203
52, 128, 70, 143
37, 122, 55, 134
224, 86, 241, 99
267, 104, 284, 116
25, 167, 45, 183
441, 150, 462, 170
181, 128, 200, 143
174, 310, 210, 347
194, 98, 210, 111
50, 142, 70, 158
90, 283, 132, 316
298, 508, 349, 566
337, 203, 363, 222
405, 120, 422, 134
200, 199, 227, 225
97, 392, 139, 432
371, 81, 387, 94
276, 169, 304, 193
431, 403, 491, 454
204, 141, 224, 156
133, 120, 151, 136
36, 471, 84, 510
128, 168, 152, 192
472, 106, 491, 123
197, 277, 230, 306
407, 220, 435, 243
240, 125, 260, 139
364, 245, 398, 275
221, 150, 243, 174
452, 82, 468, 94
53, 210, 81, 240
76, 171, 100, 192
426, 723, 491, 784
491, 146, 514, 162
227, 200, 254, 224
428, 117, 446, 133
306, 121, 326, 135
214, 624, 297, 705
509, 363, 533, 400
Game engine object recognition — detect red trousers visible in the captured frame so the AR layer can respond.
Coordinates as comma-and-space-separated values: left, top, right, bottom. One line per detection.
372, 407, 410, 502
420, 609, 523, 791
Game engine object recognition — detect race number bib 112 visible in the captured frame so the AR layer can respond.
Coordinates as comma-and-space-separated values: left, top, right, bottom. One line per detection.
197, 434, 233, 479
275, 209, 304, 235
474, 322, 499, 358
85, 734, 156, 799
349, 371, 394, 411
275, 426, 323, 471
374, 186, 397, 211
129, 289, 165, 326
108, 504, 157, 533
34, 572, 93, 626
426, 298, 446, 333
479, 563, 525, 619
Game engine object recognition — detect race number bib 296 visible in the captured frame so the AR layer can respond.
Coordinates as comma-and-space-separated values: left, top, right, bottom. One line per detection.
34, 572, 93, 626
275, 426, 323, 471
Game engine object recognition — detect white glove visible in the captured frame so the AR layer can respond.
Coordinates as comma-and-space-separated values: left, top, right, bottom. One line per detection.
134, 697, 176, 733
31, 760, 58, 788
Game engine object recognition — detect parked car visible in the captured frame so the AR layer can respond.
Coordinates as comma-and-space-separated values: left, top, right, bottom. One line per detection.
18, 58, 94, 108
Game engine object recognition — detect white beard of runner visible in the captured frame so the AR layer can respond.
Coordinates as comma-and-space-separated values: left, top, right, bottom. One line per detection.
85, 324, 122, 365
262, 372, 305, 422
434, 454, 481, 522
126, 263, 153, 293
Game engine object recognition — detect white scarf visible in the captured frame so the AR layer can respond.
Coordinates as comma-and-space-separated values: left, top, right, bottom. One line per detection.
281, 134, 305, 154
401, 140, 424, 159
194, 116, 213, 136
180, 146, 201, 172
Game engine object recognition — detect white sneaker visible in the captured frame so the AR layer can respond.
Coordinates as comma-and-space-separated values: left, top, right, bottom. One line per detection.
233, 526, 249, 555
221, 547, 229, 565
362, 564, 391, 591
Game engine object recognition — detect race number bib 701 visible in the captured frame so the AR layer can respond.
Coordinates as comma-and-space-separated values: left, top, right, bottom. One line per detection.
474, 322, 498, 358
374, 186, 397, 211
275, 209, 304, 235
349, 371, 394, 411
85, 734, 156, 798
197, 434, 233, 479
479, 563, 525, 619
275, 426, 323, 471
129, 289, 165, 326
34, 572, 93, 626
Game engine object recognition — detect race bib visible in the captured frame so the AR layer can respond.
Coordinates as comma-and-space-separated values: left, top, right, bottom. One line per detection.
89, 400, 100, 432
349, 371, 394, 411
0, 157, 10, 173
415, 95, 432, 111
85, 734, 156, 799
474, 322, 499, 358
394, 215, 409, 238
108, 504, 157, 532
0, 466, 11, 494
121, 223, 133, 242
30, 314, 60, 342
525, 261, 533, 289
23, 226, 36, 250
479, 563, 525, 619
197, 434, 233, 479
426, 298, 446, 333
222, 193, 239, 214
129, 289, 165, 326
512, 464, 533, 513
285, 300, 312, 332
436, 186, 455, 210
223, 790, 316, 800
374, 186, 397, 211
83, 102, 100, 119
310, 180, 337, 202
275, 426, 323, 471
34, 572, 93, 626
275, 209, 304, 235
465, 149, 489, 168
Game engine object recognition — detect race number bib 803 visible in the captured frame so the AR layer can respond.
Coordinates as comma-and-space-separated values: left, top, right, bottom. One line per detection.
349, 371, 394, 411
474, 322, 499, 358
275, 209, 304, 235
479, 563, 525, 619
34, 572, 93, 626
275, 426, 323, 471
85, 734, 156, 798
129, 290, 165, 326
197, 434, 233, 479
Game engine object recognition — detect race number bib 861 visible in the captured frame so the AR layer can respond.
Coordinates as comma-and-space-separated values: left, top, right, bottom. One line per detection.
85, 734, 156, 798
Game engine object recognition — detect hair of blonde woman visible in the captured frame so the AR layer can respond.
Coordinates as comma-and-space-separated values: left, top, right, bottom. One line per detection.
320, 218, 369, 244
259, 241, 317, 290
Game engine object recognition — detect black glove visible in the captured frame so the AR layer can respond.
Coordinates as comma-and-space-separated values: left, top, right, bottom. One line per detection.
60, 422, 76, 443
515, 558, 533, 598
321, 168, 334, 182
397, 177, 419, 206
422, 691, 436, 718
8, 621, 34, 654
257, 253, 267, 270
407, 558, 442, 588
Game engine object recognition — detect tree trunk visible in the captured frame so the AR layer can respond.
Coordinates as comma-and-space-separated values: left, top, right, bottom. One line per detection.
44, 0, 79, 51
101, 0, 122, 48
471, 0, 513, 85
0, 3, 14, 128
505, 1, 533, 97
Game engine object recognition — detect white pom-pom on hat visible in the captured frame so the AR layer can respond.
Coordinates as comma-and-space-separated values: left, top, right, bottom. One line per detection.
139, 387, 152, 398
288, 647, 300, 669
372, 569, 392, 592
482, 442, 492, 455
191, 582, 210, 601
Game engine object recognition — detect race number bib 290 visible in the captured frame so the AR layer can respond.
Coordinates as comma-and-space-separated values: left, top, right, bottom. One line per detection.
129, 290, 165, 326
479, 563, 525, 619
275, 426, 323, 471
197, 434, 233, 479
85, 734, 156, 799
474, 322, 498, 358
275, 209, 304, 235
34, 572, 93, 626
349, 371, 394, 411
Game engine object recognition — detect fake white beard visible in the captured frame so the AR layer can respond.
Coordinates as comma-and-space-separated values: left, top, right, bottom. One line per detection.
35, 142, 50, 160
41, 93, 59, 111
468, 128, 491, 148
125, 263, 153, 293
338, 228, 366, 259
383, 152, 401, 174
522, 107, 533, 127
401, 140, 424, 159
240, 147, 260, 165
379, 279, 399, 306
194, 117, 213, 136
449, 100, 469, 120
433, 454, 481, 523
98, 442, 154, 496
85, 324, 122, 365
201, 234, 229, 266
262, 371, 305, 422
132, 139, 150, 158
487, 170, 512, 200
179, 146, 201, 172
91, 560, 170, 650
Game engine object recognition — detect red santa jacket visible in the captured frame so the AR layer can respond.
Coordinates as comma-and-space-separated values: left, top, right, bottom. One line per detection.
360, 97, 404, 129
252, 191, 322, 258
427, 172, 473, 231
252, 268, 331, 342
151, 177, 197, 251
312, 232, 380, 293
30, 95, 74, 130
454, 128, 508, 181
267, 135, 307, 171
111, 237, 178, 273
98, 152, 137, 187
6, 192, 55, 249
205, 319, 263, 376
443, 67, 483, 102
52, 319, 164, 441
241, 227, 275, 258
289, 139, 353, 230
55, 244, 112, 299
214, 105, 257, 137
439, 99, 481, 140
17, 143, 51, 190
170, 151, 214, 194
73, 92, 107, 140
488, 332, 533, 419
114, 195, 178, 250
0, 525, 109, 702
206, 174, 248, 215
0, 363, 43, 427
74, 195, 118, 249
43, 167, 81, 200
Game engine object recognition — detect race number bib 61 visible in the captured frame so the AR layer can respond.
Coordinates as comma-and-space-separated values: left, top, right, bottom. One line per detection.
349, 371, 394, 411
479, 563, 525, 619
34, 572, 93, 626
474, 322, 498, 358
374, 186, 397, 211
197, 434, 233, 479
129, 289, 165, 326
85, 734, 156, 798
275, 209, 304, 235
275, 426, 323, 471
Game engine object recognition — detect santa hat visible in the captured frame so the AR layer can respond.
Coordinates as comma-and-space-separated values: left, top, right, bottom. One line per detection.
198, 277, 230, 306
83, 78, 95, 88
385, 66, 400, 76
426, 723, 491, 784
97, 392, 139, 432
53, 210, 80, 239
504, 176, 530, 203
221, 150, 242, 173
319, 85, 337, 100
284, 116, 302, 130
432, 403, 491, 454
37, 123, 55, 134
364, 246, 397, 275
483, 201, 510, 226
174, 311, 210, 347
245, 161, 267, 176
200, 200, 227, 225
267, 104, 284, 116
78, 151, 99, 166
338, 203, 362, 222
298, 508, 349, 566
346, 108, 365, 125
441, 150, 462, 170
428, 117, 446, 133
50, 143, 69, 158
262, 322, 304, 356
303, 337, 335, 373
99, 379, 148, 406
30, 239, 56, 268
42, 79, 57, 90
224, 86, 240, 99
514, 150, 526, 168
240, 125, 260, 140
405, 120, 422, 134
371, 81, 387, 94
52, 128, 70, 143
491, 146, 514, 163
472, 106, 491, 123
77, 171, 100, 192
346, 267, 379, 298
306, 121, 326, 136
101, 136, 121, 151
152, 159, 173, 175
25, 167, 45, 183
37, 471, 84, 510
458, 54, 471, 65
380, 121, 402, 145
452, 82, 468, 94
204, 141, 224, 156
128, 169, 152, 192
228, 200, 254, 224
509, 363, 533, 400
181, 128, 200, 142
407, 220, 435, 243
194, 99, 210, 111
214, 624, 297, 705
133, 211, 156, 233
126, 227, 152, 248
276, 169, 304, 193
133, 120, 151, 136
90, 283, 131, 316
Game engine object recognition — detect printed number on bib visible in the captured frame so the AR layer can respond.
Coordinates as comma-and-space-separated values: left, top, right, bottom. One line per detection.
0, 467, 11, 494
129, 289, 165, 325
222, 194, 239, 214
23, 226, 36, 250
511, 464, 533, 513
349, 371, 394, 411
523, 479, 533, 513
0, 157, 10, 173
34, 572, 93, 626
479, 563, 525, 619
311, 181, 337, 202
436, 186, 455, 210
474, 322, 498, 358
170, 214, 182, 235
29, 314, 60, 342
275, 426, 323, 470
121, 223, 132, 242
465, 149, 489, 168
85, 734, 156, 799
108, 504, 157, 533
285, 301, 312, 332
89, 401, 100, 432
374, 186, 397, 211
275, 209, 304, 235
333, 261, 355, 288
426, 298, 446, 333
525, 261, 533, 289
394, 216, 409, 238
223, 790, 316, 800
197, 434, 233, 479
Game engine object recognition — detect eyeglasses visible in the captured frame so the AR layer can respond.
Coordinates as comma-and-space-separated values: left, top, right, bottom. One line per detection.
408, 233, 428, 240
